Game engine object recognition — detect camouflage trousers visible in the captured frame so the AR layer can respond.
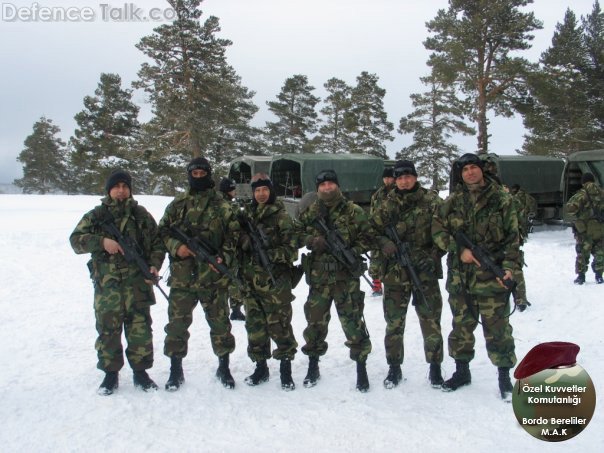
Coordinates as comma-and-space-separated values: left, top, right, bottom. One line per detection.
447, 292, 517, 368
574, 234, 604, 275
302, 279, 372, 362
227, 285, 244, 311
512, 249, 528, 303
383, 281, 443, 365
93, 280, 154, 372
243, 283, 298, 362
164, 287, 235, 359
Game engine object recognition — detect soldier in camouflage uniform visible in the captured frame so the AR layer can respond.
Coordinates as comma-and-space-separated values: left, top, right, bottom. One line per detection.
566, 172, 604, 284
219, 177, 246, 321
432, 153, 519, 400
158, 157, 240, 391
238, 174, 299, 390
70, 170, 165, 395
511, 184, 537, 236
368, 167, 395, 296
299, 169, 373, 392
372, 160, 445, 389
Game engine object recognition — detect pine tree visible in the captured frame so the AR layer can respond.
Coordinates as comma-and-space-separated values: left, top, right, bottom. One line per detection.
424, 0, 542, 154
582, 1, 604, 144
316, 78, 353, 154
14, 117, 67, 194
134, 0, 258, 177
398, 74, 475, 190
520, 5, 603, 156
69, 73, 140, 194
264, 74, 320, 154
345, 71, 394, 158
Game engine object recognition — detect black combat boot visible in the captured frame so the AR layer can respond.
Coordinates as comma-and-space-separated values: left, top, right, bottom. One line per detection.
595, 272, 603, 284
429, 363, 444, 388
98, 371, 119, 396
230, 306, 246, 321
216, 354, 235, 389
574, 273, 586, 285
280, 359, 296, 391
133, 370, 159, 392
244, 359, 270, 386
303, 357, 320, 388
356, 361, 370, 393
498, 367, 513, 400
383, 364, 402, 389
441, 361, 471, 392
165, 357, 184, 392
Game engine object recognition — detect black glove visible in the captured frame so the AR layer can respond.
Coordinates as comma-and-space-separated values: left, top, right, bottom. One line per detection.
306, 236, 327, 253
516, 301, 528, 312
238, 232, 251, 251
416, 256, 435, 274
381, 240, 397, 257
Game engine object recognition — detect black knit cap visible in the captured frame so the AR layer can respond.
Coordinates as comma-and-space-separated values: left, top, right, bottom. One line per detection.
581, 172, 595, 185
457, 153, 484, 170
219, 177, 236, 193
393, 160, 417, 177
187, 157, 212, 175
105, 169, 132, 194
382, 167, 394, 178
251, 176, 273, 191
315, 169, 339, 188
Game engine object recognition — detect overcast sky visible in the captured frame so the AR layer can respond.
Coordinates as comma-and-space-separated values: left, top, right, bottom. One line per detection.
0, 0, 597, 183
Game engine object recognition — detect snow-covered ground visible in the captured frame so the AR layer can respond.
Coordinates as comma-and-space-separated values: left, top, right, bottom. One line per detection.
0, 194, 601, 452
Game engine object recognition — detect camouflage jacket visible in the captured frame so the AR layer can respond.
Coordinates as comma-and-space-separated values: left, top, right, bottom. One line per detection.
69, 196, 165, 301
432, 180, 520, 296
372, 185, 443, 284
299, 193, 372, 283
369, 184, 394, 216
240, 199, 298, 287
158, 188, 240, 289
513, 189, 537, 239
566, 182, 604, 237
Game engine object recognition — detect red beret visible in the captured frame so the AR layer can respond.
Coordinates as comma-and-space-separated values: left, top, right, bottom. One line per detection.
514, 342, 580, 379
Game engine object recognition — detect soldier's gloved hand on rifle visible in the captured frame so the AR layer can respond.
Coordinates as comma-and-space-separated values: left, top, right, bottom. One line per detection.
238, 232, 251, 251
305, 235, 327, 253
381, 240, 397, 257
416, 256, 434, 274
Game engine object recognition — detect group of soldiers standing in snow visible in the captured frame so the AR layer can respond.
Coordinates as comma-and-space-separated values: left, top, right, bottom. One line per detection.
70, 152, 604, 400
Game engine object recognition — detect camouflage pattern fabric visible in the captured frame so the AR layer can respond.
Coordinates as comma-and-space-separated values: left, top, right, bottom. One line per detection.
368, 184, 394, 279
299, 194, 373, 362
301, 279, 371, 362
70, 196, 165, 372
382, 283, 443, 365
222, 195, 246, 312
566, 182, 604, 274
371, 184, 444, 366
432, 178, 519, 368
513, 188, 537, 240
164, 287, 235, 358
447, 293, 516, 367
239, 200, 298, 361
158, 188, 240, 358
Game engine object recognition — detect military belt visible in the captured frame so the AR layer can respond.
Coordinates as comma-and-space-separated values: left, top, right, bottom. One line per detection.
312, 261, 343, 272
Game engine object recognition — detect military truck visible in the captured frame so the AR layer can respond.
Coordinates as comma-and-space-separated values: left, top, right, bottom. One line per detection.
561, 149, 604, 221
227, 155, 272, 199
227, 153, 385, 217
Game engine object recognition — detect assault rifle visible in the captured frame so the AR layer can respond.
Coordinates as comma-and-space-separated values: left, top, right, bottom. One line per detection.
98, 212, 169, 301
454, 230, 517, 294
170, 225, 244, 290
384, 224, 429, 310
312, 217, 372, 286
238, 214, 277, 286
